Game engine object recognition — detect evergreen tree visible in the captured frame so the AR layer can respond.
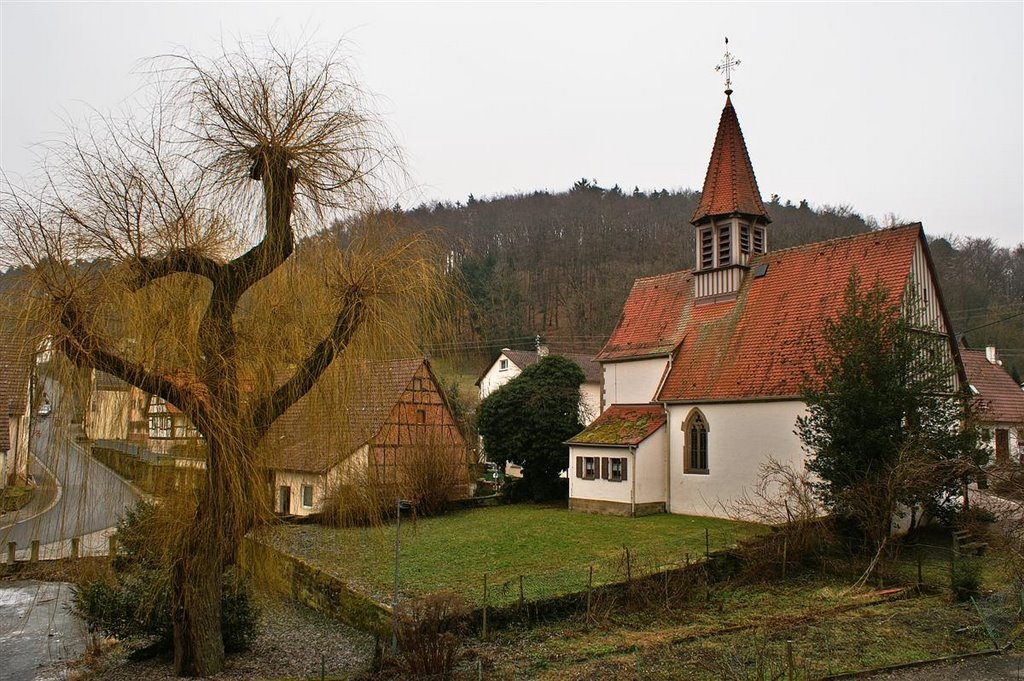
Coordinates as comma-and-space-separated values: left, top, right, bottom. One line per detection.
477, 355, 585, 501
797, 271, 980, 548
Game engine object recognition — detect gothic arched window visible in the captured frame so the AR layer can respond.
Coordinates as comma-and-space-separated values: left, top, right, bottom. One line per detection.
684, 410, 709, 474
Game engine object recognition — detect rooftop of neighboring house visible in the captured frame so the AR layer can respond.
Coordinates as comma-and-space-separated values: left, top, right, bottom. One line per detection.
567, 405, 666, 446
94, 370, 131, 392
478, 348, 602, 385
0, 322, 34, 451
961, 347, 1024, 425
598, 224, 956, 402
263, 357, 446, 474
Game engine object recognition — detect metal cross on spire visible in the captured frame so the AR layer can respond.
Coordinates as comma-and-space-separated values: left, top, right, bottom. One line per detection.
715, 37, 741, 94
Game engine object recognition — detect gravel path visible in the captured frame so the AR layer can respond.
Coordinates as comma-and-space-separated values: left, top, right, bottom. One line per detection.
65, 596, 376, 680
863, 651, 1023, 680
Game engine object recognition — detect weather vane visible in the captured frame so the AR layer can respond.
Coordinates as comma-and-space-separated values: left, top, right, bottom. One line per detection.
715, 37, 741, 93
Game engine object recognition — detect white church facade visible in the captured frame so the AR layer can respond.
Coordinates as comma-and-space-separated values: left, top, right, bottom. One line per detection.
568, 87, 964, 519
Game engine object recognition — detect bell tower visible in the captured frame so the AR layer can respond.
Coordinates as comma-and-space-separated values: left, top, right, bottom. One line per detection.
691, 40, 771, 303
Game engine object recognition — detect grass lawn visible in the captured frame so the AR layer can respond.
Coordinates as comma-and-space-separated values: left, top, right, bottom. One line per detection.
479, 573, 1001, 679
266, 504, 763, 606
471, 528, 1017, 680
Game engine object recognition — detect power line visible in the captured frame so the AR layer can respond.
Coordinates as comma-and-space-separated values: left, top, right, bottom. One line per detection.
961, 309, 1024, 334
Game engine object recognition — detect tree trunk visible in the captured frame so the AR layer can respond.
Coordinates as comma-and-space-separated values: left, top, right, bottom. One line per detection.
172, 538, 225, 677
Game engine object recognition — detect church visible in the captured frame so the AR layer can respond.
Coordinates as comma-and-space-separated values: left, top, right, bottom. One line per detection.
567, 81, 964, 518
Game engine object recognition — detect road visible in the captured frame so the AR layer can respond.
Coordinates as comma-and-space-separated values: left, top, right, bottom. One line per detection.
0, 379, 138, 557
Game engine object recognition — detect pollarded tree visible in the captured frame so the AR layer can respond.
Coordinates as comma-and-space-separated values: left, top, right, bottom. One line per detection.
477, 355, 585, 501
797, 271, 981, 549
1, 42, 448, 676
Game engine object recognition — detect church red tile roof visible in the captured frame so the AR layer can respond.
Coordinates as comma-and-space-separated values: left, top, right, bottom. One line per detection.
961, 349, 1024, 424
690, 94, 770, 224
567, 405, 666, 446
598, 225, 943, 402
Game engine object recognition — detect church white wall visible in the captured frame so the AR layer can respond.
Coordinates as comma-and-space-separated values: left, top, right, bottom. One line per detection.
668, 400, 807, 518
580, 381, 601, 425
634, 428, 667, 504
602, 358, 669, 406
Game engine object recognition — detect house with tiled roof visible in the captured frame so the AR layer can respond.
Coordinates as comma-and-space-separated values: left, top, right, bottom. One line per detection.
961, 345, 1024, 464
264, 357, 470, 515
0, 324, 33, 488
568, 88, 963, 518
477, 345, 602, 424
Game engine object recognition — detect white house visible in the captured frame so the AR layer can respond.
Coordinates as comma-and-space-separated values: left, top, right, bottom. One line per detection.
568, 87, 963, 518
961, 345, 1024, 464
476, 346, 602, 424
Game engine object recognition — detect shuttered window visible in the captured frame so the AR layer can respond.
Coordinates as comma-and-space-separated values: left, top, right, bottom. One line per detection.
717, 224, 731, 266
700, 228, 714, 269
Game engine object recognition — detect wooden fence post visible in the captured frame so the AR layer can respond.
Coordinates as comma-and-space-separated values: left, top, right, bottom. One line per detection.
481, 573, 488, 640
786, 639, 795, 681
782, 536, 788, 579
705, 528, 710, 558
518, 575, 524, 610
30, 540, 40, 563
625, 548, 632, 585
108, 535, 118, 559
916, 545, 923, 588
6, 541, 15, 564
71, 537, 80, 560
586, 565, 593, 625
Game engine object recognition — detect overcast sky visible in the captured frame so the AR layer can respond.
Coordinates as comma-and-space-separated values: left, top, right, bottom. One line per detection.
2, 2, 1022, 246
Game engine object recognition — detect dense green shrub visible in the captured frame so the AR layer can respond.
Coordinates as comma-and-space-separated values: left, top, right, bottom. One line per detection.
951, 557, 982, 601
72, 502, 259, 653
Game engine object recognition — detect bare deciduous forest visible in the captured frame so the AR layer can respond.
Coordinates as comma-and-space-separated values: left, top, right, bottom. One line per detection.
370, 183, 1024, 378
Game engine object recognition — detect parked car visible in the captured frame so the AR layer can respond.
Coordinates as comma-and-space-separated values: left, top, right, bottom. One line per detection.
37, 402, 51, 417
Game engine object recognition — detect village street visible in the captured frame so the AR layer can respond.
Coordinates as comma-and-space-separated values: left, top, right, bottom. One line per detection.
0, 378, 138, 559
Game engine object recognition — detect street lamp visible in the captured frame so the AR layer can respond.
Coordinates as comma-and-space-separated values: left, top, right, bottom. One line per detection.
391, 498, 413, 655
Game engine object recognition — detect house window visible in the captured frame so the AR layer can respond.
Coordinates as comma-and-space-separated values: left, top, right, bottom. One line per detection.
584, 456, 596, 479
610, 457, 624, 482
301, 484, 314, 508
499, 358, 509, 371
717, 224, 731, 266
416, 409, 426, 424
700, 228, 714, 269
684, 410, 709, 474
149, 414, 172, 439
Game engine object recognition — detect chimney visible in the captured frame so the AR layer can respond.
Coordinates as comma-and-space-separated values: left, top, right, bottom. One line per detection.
985, 346, 999, 365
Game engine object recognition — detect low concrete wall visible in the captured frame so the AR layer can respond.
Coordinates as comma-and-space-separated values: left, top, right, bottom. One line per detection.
239, 538, 389, 636
91, 446, 199, 497
569, 498, 665, 516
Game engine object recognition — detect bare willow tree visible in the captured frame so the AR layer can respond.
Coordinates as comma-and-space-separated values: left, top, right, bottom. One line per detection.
1, 42, 449, 676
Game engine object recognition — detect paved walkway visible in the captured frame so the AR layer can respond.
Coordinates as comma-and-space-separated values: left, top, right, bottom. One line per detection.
0, 580, 89, 681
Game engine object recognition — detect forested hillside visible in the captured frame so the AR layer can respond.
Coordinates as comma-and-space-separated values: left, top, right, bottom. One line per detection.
392, 182, 1023, 380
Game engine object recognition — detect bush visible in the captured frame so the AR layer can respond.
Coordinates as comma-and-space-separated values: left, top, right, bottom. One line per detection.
72, 502, 259, 653
392, 592, 469, 679
951, 557, 982, 601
